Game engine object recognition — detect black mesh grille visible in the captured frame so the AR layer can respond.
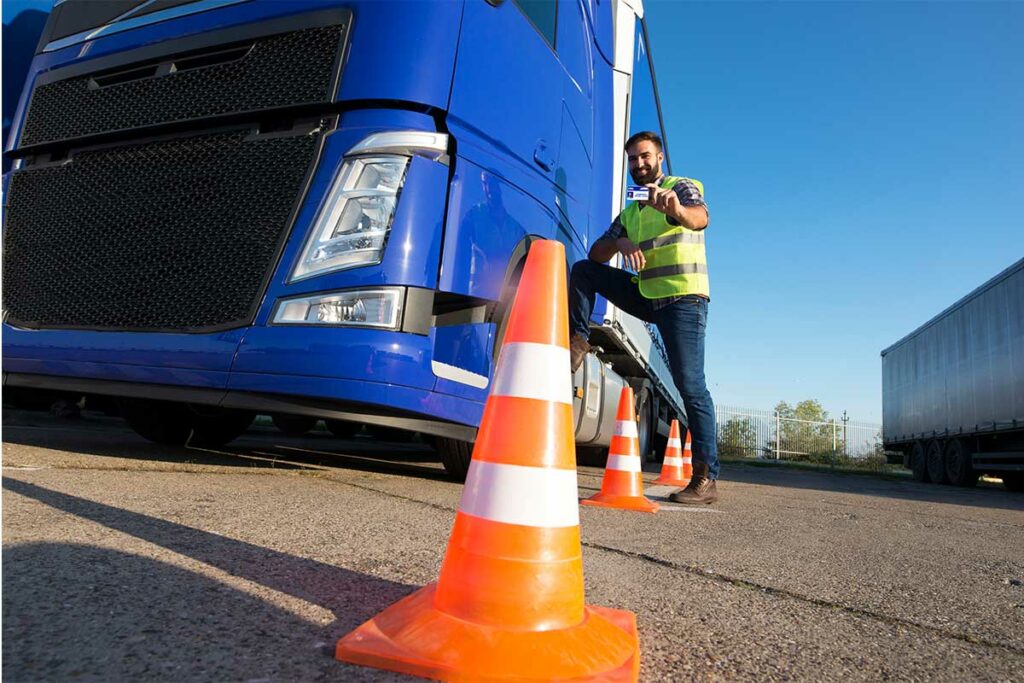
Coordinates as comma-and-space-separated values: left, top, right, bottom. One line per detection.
3, 122, 328, 331
20, 24, 343, 148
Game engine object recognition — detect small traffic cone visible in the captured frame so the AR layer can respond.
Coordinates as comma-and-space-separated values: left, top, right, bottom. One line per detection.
581, 386, 659, 513
336, 240, 640, 681
655, 419, 690, 487
682, 430, 694, 482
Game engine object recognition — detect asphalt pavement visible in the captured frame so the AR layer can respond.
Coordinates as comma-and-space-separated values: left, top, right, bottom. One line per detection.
3, 408, 1023, 682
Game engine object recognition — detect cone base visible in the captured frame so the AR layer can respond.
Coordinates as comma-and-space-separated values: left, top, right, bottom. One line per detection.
581, 492, 659, 513
336, 583, 640, 682
654, 475, 690, 487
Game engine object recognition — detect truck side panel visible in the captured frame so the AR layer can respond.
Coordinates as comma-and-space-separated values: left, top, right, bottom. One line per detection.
882, 259, 1024, 443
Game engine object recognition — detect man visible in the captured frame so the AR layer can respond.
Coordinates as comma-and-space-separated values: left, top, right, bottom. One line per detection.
568, 131, 719, 505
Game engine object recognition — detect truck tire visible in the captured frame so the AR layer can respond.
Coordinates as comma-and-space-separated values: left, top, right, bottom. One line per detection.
576, 445, 608, 468
118, 399, 254, 448
437, 437, 473, 481
271, 414, 318, 437
366, 424, 414, 443
943, 438, 978, 487
119, 398, 192, 445
926, 439, 948, 484
188, 407, 255, 448
325, 419, 361, 438
1002, 474, 1024, 492
631, 384, 653, 461
910, 440, 929, 482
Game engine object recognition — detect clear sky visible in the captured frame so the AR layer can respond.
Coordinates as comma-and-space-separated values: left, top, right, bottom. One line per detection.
646, 0, 1024, 422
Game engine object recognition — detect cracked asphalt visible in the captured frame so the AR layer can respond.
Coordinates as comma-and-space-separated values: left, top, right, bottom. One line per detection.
3, 408, 1024, 681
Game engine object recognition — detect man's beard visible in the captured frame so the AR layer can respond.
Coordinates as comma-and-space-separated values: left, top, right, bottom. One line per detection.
630, 167, 658, 185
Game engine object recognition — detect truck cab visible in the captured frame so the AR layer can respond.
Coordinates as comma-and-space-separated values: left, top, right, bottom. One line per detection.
3, 0, 684, 478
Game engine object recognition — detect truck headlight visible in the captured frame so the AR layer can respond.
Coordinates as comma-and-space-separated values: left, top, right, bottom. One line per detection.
290, 131, 448, 282
290, 156, 408, 281
271, 288, 403, 329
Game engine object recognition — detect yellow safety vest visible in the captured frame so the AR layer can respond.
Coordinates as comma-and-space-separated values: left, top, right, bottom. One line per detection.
621, 175, 709, 299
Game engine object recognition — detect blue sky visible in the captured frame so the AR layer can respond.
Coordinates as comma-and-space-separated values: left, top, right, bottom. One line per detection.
646, 1, 1023, 422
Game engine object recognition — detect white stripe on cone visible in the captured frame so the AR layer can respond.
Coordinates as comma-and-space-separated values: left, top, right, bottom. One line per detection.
667, 438, 682, 448
607, 454, 643, 472
664, 456, 684, 467
614, 420, 638, 438
459, 460, 580, 528
491, 342, 572, 405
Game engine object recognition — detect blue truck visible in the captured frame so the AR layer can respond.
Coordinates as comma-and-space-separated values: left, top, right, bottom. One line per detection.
3, 0, 686, 478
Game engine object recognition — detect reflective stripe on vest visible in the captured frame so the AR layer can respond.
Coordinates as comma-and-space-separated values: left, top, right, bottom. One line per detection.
622, 175, 709, 299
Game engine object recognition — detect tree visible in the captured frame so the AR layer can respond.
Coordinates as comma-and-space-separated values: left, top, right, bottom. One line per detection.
767, 399, 845, 462
719, 417, 757, 458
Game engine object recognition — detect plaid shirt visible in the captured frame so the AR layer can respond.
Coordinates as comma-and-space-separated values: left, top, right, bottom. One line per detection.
601, 176, 709, 308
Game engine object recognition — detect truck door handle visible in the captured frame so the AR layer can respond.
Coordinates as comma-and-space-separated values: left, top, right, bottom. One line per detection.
533, 139, 553, 171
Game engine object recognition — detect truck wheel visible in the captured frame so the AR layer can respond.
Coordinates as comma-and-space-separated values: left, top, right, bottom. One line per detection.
910, 441, 929, 482
576, 445, 608, 468
118, 399, 253, 448
926, 439, 948, 484
944, 438, 978, 487
271, 414, 318, 437
1002, 474, 1024, 492
119, 398, 192, 445
634, 386, 653, 461
366, 424, 414, 443
436, 437, 473, 481
188, 407, 255, 448
325, 419, 361, 438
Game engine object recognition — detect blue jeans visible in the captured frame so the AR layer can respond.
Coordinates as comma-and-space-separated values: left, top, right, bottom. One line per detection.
569, 259, 719, 479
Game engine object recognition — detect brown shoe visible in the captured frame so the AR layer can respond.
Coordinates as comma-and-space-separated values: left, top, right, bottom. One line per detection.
570, 333, 591, 373
669, 462, 719, 505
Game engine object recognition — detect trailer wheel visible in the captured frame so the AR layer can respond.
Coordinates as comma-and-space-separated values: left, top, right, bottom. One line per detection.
926, 439, 948, 484
1002, 474, 1024, 492
910, 441, 929, 482
943, 438, 978, 487
325, 419, 361, 438
436, 437, 472, 481
271, 414, 318, 437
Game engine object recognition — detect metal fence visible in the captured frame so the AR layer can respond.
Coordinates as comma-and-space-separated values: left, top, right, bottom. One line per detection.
715, 405, 884, 467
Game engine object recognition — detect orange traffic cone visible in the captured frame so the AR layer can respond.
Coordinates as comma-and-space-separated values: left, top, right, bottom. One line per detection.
655, 419, 689, 487
582, 386, 659, 513
682, 430, 694, 482
336, 240, 640, 681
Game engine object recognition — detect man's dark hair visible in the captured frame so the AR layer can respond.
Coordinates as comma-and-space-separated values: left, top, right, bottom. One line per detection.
625, 131, 662, 152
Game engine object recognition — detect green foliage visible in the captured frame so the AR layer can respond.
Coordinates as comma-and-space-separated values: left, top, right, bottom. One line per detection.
718, 416, 757, 458
768, 399, 844, 462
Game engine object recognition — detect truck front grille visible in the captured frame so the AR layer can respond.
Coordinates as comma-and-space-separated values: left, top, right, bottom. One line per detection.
3, 121, 328, 332
20, 24, 345, 148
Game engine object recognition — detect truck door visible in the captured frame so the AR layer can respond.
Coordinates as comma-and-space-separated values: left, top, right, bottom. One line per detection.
447, 0, 564, 192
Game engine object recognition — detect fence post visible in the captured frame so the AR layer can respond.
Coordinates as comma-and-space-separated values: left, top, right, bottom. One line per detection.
831, 419, 837, 468
775, 411, 781, 460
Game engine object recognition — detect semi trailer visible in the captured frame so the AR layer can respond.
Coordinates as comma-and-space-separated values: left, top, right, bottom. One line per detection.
2, 0, 688, 478
881, 258, 1024, 490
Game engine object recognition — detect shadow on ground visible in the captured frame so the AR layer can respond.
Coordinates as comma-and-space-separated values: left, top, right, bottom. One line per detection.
3, 408, 450, 482
2, 477, 414, 681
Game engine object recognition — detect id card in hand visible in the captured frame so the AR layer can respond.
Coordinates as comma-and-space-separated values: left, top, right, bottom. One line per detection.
626, 185, 650, 201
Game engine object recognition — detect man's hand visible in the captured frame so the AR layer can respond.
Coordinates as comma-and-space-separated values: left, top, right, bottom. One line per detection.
644, 183, 683, 219
643, 183, 709, 230
616, 236, 646, 271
